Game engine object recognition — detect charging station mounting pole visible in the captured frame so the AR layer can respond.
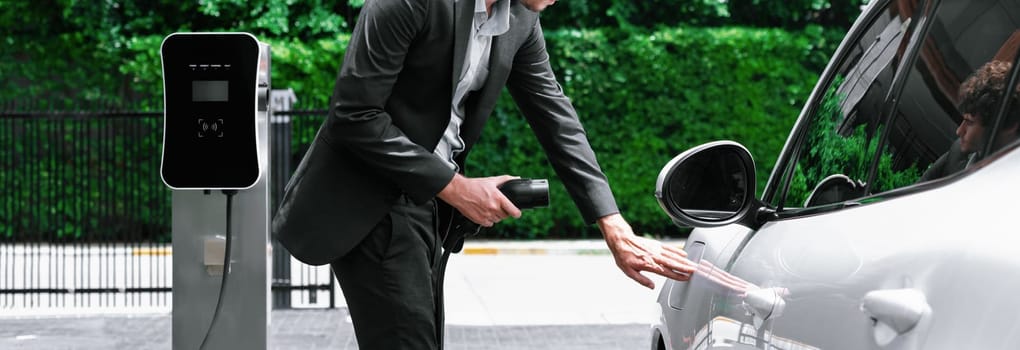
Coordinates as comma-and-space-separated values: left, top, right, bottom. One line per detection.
160, 33, 272, 350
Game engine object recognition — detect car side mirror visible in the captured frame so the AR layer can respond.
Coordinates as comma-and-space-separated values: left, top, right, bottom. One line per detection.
655, 141, 760, 228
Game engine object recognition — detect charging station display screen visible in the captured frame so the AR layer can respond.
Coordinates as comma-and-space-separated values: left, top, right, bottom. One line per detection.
192, 80, 229, 102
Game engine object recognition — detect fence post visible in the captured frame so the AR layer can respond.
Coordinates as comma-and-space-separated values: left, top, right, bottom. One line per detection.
269, 88, 296, 309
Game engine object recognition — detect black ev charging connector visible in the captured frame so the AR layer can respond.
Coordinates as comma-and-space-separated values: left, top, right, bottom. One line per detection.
498, 178, 550, 210
443, 178, 550, 253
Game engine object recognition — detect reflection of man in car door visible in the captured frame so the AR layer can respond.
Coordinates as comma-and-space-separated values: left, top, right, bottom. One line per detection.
921, 60, 1020, 181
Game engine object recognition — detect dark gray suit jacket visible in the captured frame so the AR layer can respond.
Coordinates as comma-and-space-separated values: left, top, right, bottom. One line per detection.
273, 0, 619, 265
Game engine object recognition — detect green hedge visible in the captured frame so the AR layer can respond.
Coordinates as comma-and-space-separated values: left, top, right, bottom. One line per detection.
255, 26, 837, 238
4, 25, 839, 240
475, 26, 834, 238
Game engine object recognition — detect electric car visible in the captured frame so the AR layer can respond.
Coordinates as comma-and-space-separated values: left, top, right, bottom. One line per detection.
650, 0, 1020, 349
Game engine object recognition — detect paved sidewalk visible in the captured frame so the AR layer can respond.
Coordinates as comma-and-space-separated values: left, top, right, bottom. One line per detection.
0, 310, 652, 349
1, 239, 685, 349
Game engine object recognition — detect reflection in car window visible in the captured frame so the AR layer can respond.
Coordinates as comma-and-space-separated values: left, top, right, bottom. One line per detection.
781, 0, 925, 208
780, 0, 1020, 210
878, 0, 1020, 187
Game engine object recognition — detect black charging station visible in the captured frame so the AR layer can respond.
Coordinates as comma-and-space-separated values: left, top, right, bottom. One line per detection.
162, 32, 272, 350
160, 33, 262, 190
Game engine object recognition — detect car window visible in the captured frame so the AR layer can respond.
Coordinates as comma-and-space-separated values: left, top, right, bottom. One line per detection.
875, 0, 1020, 187
777, 0, 928, 209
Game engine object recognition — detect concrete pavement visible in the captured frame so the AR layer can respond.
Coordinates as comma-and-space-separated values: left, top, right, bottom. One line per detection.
0, 310, 653, 350
0, 239, 685, 349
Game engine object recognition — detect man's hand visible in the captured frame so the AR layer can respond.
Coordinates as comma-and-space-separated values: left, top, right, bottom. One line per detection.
438, 174, 522, 227
598, 213, 695, 289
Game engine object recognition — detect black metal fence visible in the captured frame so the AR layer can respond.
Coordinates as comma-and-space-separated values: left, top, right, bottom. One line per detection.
0, 97, 334, 311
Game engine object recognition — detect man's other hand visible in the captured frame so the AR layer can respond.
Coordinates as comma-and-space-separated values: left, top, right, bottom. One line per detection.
598, 213, 695, 289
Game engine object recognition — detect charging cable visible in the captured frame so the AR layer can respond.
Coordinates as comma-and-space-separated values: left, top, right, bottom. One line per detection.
199, 189, 237, 349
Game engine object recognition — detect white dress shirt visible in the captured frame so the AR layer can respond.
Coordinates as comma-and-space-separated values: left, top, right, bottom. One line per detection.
434, 0, 511, 171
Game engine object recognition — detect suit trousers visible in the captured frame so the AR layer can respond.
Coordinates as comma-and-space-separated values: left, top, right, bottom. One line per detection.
330, 196, 442, 349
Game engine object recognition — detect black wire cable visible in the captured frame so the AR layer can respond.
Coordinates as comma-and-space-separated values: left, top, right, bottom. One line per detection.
199, 189, 238, 349
434, 245, 454, 349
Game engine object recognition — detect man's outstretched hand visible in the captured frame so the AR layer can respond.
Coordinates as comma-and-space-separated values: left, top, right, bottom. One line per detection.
598, 213, 695, 289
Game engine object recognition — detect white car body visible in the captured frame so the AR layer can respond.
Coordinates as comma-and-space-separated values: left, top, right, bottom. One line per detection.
651, 0, 1020, 349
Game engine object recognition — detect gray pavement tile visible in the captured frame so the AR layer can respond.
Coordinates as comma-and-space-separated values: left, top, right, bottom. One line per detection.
0, 314, 170, 350
0, 310, 651, 349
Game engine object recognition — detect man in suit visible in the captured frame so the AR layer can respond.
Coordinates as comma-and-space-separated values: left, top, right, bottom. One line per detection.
273, 0, 696, 348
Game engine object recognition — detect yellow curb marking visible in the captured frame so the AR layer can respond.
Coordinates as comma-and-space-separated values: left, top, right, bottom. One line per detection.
128, 244, 682, 256
462, 247, 499, 255
133, 248, 173, 256
461, 244, 684, 256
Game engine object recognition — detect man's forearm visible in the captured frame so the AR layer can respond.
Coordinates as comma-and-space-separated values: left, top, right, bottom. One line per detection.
596, 213, 629, 241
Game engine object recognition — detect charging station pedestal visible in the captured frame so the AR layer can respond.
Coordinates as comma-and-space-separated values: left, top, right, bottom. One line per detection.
161, 33, 272, 350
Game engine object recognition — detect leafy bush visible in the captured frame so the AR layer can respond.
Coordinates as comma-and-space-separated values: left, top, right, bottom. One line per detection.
727, 0, 868, 29
468, 26, 832, 238
249, 26, 834, 238
2, 25, 839, 240
508, 0, 868, 29
0, 0, 862, 106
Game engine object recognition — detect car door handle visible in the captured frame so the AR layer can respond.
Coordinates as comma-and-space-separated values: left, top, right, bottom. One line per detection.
860, 288, 929, 334
666, 241, 705, 310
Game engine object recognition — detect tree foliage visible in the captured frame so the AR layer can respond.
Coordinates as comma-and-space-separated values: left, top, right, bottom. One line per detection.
1, 0, 362, 104
2, 0, 866, 104
1, 1, 858, 239
473, 26, 831, 237
533, 0, 868, 29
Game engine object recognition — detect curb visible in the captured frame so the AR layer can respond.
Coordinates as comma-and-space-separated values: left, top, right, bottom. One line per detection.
459, 240, 686, 256
130, 241, 687, 256
132, 248, 172, 256
460, 247, 614, 255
